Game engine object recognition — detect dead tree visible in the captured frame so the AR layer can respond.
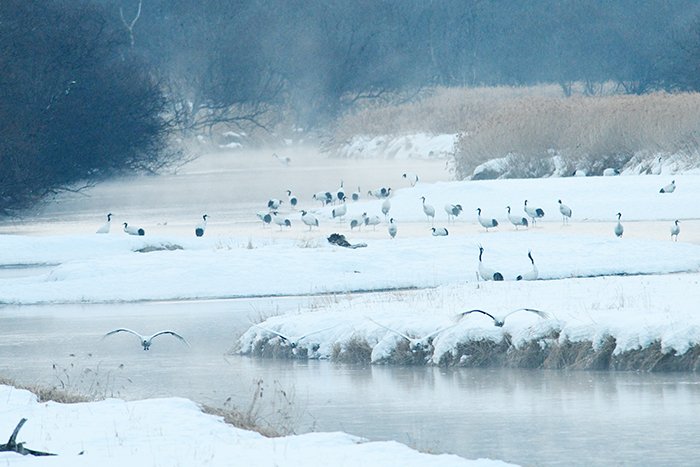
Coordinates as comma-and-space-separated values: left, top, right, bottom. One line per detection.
0, 418, 56, 457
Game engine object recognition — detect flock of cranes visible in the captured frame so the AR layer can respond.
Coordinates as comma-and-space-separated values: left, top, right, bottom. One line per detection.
91, 165, 683, 357
93, 172, 682, 245
95, 174, 683, 254
257, 307, 552, 357
96, 172, 680, 270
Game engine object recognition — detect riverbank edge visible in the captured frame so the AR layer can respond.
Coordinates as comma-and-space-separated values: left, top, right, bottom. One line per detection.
242, 333, 700, 372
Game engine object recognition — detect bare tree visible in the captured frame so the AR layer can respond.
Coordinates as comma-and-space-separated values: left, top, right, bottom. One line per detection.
119, 0, 142, 48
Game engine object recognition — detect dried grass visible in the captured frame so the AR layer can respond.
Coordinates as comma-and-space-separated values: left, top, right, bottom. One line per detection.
331, 85, 700, 179
455, 92, 700, 178
332, 85, 564, 141
331, 336, 373, 363
0, 376, 91, 403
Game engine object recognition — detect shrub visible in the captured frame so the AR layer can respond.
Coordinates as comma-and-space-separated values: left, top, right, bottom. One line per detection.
0, 0, 177, 215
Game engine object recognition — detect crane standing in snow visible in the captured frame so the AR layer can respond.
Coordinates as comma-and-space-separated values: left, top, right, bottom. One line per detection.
506, 206, 529, 230
445, 203, 463, 223
614, 212, 624, 238
516, 251, 538, 281
388, 218, 397, 238
478, 245, 503, 281
96, 213, 113, 234
558, 200, 572, 225
524, 200, 545, 226
671, 220, 680, 241
402, 172, 419, 187
476, 208, 498, 231
195, 214, 208, 237
421, 196, 435, 225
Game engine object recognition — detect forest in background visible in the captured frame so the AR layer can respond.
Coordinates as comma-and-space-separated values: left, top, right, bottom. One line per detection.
4, 0, 700, 211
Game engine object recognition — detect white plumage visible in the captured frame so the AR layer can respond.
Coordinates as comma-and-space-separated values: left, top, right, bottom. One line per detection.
402, 172, 419, 187
301, 210, 319, 230
368, 187, 391, 198
381, 198, 391, 218
558, 199, 572, 224
388, 218, 397, 238
351, 186, 361, 202
603, 168, 620, 176
444, 204, 463, 223
671, 220, 680, 241
368, 317, 455, 352
506, 206, 529, 230
254, 324, 337, 349
123, 222, 145, 236
256, 211, 273, 227
336, 180, 346, 203
614, 212, 624, 238
286, 190, 298, 209
272, 212, 292, 229
431, 227, 448, 236
350, 213, 367, 230
478, 245, 503, 281
331, 202, 347, 221
313, 191, 333, 206
267, 198, 282, 210
96, 213, 112, 234
364, 214, 381, 230
456, 308, 550, 327
421, 196, 435, 224
104, 328, 190, 351
516, 251, 538, 281
524, 200, 545, 225
195, 214, 208, 237
659, 180, 676, 193
476, 208, 498, 231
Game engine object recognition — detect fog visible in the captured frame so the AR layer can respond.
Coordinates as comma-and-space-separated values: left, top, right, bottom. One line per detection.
1, 146, 449, 235
104, 0, 700, 130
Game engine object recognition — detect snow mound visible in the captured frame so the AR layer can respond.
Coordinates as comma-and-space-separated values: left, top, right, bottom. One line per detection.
238, 273, 700, 370
0, 385, 514, 466
337, 133, 457, 159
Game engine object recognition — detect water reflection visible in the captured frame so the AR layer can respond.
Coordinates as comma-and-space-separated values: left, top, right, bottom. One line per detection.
1, 299, 699, 466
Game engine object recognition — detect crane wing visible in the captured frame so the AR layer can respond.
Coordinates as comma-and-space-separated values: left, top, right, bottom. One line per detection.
103, 328, 144, 341
150, 330, 190, 347
501, 308, 551, 321
295, 324, 339, 342
421, 323, 458, 340
367, 317, 412, 342
455, 309, 498, 324
252, 323, 291, 342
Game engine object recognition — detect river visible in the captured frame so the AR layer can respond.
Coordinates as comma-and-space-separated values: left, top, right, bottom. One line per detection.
1, 147, 699, 465
1, 297, 699, 466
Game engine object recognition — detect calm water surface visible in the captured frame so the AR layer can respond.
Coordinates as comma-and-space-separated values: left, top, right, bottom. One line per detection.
1, 298, 699, 466
1, 149, 699, 465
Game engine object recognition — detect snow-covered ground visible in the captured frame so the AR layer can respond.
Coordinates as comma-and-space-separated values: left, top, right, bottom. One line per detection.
0, 385, 512, 466
335, 133, 457, 159
2, 144, 700, 465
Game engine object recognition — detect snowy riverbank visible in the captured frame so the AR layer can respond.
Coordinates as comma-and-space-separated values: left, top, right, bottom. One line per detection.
0, 385, 513, 466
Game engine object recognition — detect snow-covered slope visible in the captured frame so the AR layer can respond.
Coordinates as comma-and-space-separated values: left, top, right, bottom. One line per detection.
0, 385, 513, 466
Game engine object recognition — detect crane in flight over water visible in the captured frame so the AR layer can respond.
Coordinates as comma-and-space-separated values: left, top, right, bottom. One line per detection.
103, 329, 190, 350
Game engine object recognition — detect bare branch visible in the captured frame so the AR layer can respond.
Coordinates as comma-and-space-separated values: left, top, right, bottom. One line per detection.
119, 0, 142, 48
